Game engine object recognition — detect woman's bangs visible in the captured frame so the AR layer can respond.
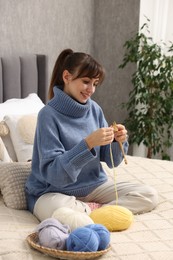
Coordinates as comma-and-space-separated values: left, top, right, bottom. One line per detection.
78, 61, 105, 84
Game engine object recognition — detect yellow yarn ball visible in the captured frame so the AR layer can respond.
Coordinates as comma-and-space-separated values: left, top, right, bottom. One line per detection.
90, 205, 133, 232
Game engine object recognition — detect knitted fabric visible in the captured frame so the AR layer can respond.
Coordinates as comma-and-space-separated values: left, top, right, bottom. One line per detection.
25, 86, 129, 212
87, 202, 102, 211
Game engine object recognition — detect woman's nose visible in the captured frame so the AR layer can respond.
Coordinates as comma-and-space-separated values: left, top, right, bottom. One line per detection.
87, 84, 95, 93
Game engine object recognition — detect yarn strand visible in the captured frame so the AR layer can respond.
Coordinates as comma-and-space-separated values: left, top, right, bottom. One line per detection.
112, 121, 127, 165
110, 121, 127, 205
109, 143, 118, 205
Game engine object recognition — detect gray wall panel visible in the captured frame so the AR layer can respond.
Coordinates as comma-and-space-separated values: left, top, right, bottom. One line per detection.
93, 0, 140, 126
0, 0, 94, 92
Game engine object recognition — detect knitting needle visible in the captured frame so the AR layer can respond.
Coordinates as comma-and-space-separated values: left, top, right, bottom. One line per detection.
112, 121, 128, 164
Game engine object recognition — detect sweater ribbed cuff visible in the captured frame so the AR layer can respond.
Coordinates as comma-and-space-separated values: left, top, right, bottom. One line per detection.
60, 139, 96, 181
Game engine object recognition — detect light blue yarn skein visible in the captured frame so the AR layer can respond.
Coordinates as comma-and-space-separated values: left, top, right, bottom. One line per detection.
86, 224, 110, 250
66, 226, 100, 252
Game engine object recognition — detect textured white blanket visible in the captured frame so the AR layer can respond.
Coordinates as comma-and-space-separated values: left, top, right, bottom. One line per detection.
0, 155, 173, 260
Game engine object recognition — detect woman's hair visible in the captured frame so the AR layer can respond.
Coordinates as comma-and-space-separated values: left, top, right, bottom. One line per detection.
48, 49, 105, 99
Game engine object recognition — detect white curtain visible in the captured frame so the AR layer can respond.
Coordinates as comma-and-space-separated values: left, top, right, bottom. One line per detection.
140, 0, 172, 46
133, 0, 173, 160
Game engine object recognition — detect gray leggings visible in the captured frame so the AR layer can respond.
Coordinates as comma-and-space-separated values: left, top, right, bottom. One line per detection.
33, 178, 158, 221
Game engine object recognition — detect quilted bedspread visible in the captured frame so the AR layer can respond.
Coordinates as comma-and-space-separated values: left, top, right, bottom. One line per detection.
0, 155, 173, 260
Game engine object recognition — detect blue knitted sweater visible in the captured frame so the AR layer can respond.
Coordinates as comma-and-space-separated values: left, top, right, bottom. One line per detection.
25, 87, 128, 212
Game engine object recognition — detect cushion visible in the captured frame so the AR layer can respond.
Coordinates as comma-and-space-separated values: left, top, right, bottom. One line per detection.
0, 93, 44, 161
0, 121, 9, 136
0, 93, 44, 120
0, 162, 31, 209
1, 135, 17, 162
0, 137, 12, 162
4, 114, 37, 162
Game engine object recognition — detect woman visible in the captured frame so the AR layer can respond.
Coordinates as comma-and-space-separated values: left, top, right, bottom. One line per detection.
25, 49, 158, 221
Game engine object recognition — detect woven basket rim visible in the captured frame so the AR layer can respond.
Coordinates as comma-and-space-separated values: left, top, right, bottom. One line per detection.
26, 232, 111, 259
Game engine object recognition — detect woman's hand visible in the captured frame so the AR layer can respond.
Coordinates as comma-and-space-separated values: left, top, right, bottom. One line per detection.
113, 124, 128, 143
85, 127, 114, 150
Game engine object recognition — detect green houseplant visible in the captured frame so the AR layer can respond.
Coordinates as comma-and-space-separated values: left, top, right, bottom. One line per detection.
119, 20, 173, 159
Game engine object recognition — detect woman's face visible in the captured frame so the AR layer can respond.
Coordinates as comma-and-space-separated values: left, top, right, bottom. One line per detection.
63, 70, 99, 103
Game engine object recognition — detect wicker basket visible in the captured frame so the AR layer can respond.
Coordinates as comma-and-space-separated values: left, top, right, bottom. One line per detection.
26, 232, 111, 260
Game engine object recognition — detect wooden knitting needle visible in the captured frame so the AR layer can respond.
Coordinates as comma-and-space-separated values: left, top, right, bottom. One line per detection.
112, 121, 128, 164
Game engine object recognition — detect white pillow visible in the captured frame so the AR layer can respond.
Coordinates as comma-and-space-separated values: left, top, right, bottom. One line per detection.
0, 93, 44, 120
0, 93, 44, 161
4, 114, 38, 162
0, 137, 12, 162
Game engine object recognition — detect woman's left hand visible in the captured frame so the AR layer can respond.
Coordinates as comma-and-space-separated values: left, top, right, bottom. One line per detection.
112, 124, 128, 143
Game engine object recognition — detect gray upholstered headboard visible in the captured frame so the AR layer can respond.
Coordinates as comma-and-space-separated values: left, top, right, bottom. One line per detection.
0, 54, 48, 103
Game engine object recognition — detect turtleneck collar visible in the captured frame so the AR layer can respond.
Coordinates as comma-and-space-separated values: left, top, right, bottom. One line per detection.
47, 86, 91, 118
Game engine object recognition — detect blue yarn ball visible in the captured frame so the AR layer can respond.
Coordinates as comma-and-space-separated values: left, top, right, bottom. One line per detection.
86, 224, 110, 250
66, 227, 100, 252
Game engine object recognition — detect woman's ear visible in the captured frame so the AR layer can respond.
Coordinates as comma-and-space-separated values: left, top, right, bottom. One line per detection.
62, 70, 72, 84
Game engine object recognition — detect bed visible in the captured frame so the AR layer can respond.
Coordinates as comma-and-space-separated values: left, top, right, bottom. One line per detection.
0, 54, 173, 260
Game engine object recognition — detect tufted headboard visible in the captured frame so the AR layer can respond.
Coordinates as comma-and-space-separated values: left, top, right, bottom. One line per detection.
0, 54, 48, 103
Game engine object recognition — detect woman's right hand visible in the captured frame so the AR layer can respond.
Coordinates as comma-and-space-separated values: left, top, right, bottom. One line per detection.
85, 127, 114, 150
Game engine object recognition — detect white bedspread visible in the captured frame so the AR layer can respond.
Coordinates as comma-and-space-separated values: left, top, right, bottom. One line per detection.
0, 155, 173, 260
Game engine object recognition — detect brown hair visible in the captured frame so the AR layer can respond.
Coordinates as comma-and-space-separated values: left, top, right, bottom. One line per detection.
48, 49, 105, 99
